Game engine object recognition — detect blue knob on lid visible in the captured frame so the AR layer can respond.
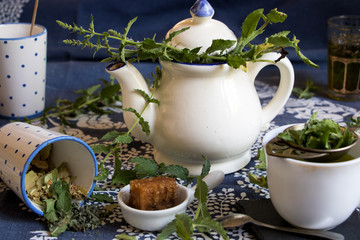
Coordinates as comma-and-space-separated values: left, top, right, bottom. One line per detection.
190, 0, 214, 17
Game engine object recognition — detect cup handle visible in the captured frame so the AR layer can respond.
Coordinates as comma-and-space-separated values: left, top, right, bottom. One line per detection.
247, 52, 294, 131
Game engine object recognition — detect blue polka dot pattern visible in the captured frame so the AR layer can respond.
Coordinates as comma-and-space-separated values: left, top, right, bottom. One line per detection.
0, 121, 98, 216
0, 23, 47, 119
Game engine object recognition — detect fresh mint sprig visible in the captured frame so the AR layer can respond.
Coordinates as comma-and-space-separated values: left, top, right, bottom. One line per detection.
22, 76, 121, 130
292, 78, 317, 99
57, 8, 318, 69
157, 156, 229, 240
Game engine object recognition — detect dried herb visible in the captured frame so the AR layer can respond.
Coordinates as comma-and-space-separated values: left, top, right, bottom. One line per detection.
44, 182, 109, 237
57, 9, 318, 69
25, 145, 87, 207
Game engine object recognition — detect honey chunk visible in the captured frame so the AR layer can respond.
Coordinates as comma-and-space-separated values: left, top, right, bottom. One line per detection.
129, 176, 178, 210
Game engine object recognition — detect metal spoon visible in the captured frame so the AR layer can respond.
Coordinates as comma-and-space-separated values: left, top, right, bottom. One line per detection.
266, 124, 359, 162
219, 213, 344, 240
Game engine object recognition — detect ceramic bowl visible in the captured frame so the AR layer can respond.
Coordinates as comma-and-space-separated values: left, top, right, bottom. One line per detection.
264, 125, 360, 229
117, 170, 224, 231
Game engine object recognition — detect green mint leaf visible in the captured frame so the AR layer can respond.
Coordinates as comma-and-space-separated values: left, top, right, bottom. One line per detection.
266, 9, 287, 23
100, 130, 123, 141
292, 78, 317, 99
196, 202, 211, 221
44, 198, 58, 223
56, 189, 72, 212
175, 213, 194, 240
49, 180, 67, 199
91, 193, 114, 203
291, 35, 319, 68
124, 107, 151, 136
193, 217, 229, 240
239, 8, 265, 49
94, 165, 109, 182
49, 215, 71, 237
194, 177, 208, 205
165, 27, 190, 43
111, 169, 137, 185
141, 38, 159, 50
152, 66, 162, 89
241, 9, 264, 39
114, 133, 133, 144
86, 84, 101, 96
226, 54, 246, 69
205, 39, 236, 55
130, 157, 158, 178
100, 84, 120, 99
266, 33, 293, 47
341, 127, 356, 148
200, 155, 211, 178
159, 164, 189, 181
255, 148, 267, 170
91, 144, 112, 154
158, 218, 177, 240
248, 172, 268, 188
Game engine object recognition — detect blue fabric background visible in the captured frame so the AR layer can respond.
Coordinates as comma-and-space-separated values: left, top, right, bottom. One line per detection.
11, 0, 358, 114
0, 1, 359, 239
19, 0, 360, 63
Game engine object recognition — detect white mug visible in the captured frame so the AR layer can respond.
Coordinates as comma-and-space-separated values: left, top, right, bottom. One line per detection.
0, 23, 47, 119
264, 125, 360, 230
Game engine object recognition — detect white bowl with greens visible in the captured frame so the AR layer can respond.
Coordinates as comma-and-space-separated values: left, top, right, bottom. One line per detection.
264, 119, 360, 230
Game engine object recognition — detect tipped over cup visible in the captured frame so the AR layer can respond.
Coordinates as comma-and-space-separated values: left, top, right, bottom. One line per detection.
0, 122, 98, 215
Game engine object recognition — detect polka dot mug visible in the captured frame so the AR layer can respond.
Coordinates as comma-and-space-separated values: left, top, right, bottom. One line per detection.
0, 23, 47, 119
0, 122, 98, 215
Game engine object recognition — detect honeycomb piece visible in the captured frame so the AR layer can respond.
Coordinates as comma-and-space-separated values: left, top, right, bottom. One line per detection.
129, 176, 178, 210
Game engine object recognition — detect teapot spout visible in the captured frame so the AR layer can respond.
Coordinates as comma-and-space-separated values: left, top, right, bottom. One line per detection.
106, 62, 155, 142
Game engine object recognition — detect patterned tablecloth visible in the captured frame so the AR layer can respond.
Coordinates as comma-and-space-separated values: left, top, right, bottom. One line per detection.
0, 61, 359, 240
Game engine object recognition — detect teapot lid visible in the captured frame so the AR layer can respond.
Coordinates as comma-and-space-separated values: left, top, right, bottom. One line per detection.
166, 0, 237, 53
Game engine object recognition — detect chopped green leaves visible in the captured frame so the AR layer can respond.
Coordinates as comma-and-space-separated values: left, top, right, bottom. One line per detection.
278, 112, 357, 150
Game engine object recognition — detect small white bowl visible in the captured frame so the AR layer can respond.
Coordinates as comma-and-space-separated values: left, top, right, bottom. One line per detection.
117, 170, 224, 231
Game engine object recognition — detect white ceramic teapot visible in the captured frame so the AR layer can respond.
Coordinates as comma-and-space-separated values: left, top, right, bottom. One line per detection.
106, 0, 294, 174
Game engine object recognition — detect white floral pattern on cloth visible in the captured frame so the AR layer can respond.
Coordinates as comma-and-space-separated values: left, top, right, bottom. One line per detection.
6, 80, 359, 239
0, 0, 30, 24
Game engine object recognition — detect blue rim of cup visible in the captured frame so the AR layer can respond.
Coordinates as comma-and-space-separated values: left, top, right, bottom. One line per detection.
0, 23, 47, 41
20, 136, 98, 216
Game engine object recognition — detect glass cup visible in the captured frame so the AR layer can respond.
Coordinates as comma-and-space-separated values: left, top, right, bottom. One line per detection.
328, 15, 360, 101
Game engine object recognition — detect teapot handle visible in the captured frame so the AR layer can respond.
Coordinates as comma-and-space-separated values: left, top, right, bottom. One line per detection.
247, 52, 294, 131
